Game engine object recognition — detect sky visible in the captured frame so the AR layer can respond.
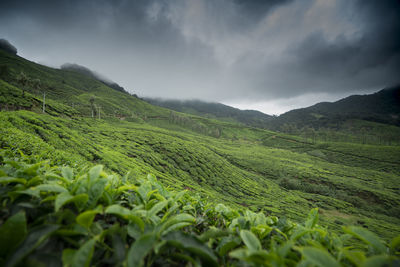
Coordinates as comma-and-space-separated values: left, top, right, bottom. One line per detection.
1, 0, 399, 115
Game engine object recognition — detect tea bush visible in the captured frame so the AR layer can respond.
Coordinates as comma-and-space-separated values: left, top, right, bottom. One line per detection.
0, 150, 399, 266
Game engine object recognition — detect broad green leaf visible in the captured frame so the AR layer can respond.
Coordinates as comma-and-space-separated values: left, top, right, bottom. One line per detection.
164, 231, 218, 267
390, 235, 400, 251
105, 204, 131, 217
199, 227, 229, 242
218, 236, 241, 256
160, 213, 195, 235
343, 249, 365, 267
61, 166, 73, 180
36, 184, 68, 193
16, 188, 40, 198
86, 178, 107, 208
88, 165, 103, 181
0, 211, 27, 258
72, 238, 97, 267
362, 255, 393, 267
301, 247, 340, 267
148, 200, 168, 217
229, 248, 248, 260
22, 162, 42, 176
62, 248, 76, 267
138, 182, 151, 203
146, 189, 158, 201
244, 250, 271, 265
127, 233, 157, 267
252, 224, 273, 240
76, 207, 102, 229
5, 224, 59, 267
290, 227, 313, 241
45, 172, 69, 183
278, 241, 294, 258
343, 226, 386, 254
55, 192, 88, 212
172, 190, 186, 202
162, 222, 192, 235
127, 223, 142, 239
111, 234, 126, 263
105, 204, 144, 230
305, 208, 319, 229
117, 185, 137, 193
0, 177, 26, 184
240, 230, 261, 251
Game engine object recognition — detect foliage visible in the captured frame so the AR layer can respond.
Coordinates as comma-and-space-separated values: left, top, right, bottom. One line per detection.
0, 151, 398, 266
1, 110, 400, 241
1, 48, 400, 265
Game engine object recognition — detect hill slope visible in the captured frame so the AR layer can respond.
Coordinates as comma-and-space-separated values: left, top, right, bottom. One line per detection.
269, 86, 400, 130
145, 98, 273, 128
1, 49, 400, 242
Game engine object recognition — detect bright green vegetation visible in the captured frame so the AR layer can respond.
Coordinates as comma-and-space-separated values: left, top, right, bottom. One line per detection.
1, 49, 400, 265
0, 151, 399, 266
1, 110, 400, 242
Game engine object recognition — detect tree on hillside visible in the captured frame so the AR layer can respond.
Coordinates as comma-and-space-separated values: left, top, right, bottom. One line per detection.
89, 96, 96, 118
30, 78, 46, 113
0, 65, 10, 80
31, 78, 41, 94
16, 71, 29, 97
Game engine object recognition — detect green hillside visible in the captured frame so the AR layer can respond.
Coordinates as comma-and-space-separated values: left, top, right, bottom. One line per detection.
144, 90, 400, 146
1, 50, 400, 265
144, 98, 273, 128
267, 87, 400, 145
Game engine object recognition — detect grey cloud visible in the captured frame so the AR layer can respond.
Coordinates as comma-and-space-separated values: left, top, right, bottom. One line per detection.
0, 0, 399, 113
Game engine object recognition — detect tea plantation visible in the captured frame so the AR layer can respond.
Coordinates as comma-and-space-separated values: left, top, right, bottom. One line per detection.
1, 49, 400, 266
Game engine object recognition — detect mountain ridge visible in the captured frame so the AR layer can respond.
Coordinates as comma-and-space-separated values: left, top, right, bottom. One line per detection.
146, 86, 400, 131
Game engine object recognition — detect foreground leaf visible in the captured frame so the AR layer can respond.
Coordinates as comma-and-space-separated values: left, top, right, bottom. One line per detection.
72, 238, 97, 267
344, 226, 386, 254
5, 224, 59, 267
164, 231, 218, 267
127, 233, 157, 267
240, 230, 261, 251
55, 192, 88, 212
0, 211, 27, 258
301, 247, 340, 267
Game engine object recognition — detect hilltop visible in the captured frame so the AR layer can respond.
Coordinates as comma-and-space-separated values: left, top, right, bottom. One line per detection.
269, 86, 400, 129
144, 98, 273, 128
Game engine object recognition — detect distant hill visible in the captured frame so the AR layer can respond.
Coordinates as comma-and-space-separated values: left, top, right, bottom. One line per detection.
0, 50, 166, 118
144, 98, 273, 128
146, 87, 400, 132
60, 63, 129, 94
269, 86, 400, 131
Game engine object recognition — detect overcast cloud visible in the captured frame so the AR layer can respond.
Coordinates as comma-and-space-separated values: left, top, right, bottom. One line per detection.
1, 0, 399, 114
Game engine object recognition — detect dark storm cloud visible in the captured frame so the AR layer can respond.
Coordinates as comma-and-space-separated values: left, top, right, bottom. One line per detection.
234, 0, 293, 20
0, 0, 399, 113
222, 0, 400, 100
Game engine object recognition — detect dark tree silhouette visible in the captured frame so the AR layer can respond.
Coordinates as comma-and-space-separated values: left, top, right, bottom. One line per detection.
89, 96, 96, 118
0, 39, 17, 55
16, 72, 29, 97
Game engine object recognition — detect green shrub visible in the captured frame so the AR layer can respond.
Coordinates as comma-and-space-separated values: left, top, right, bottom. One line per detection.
0, 150, 399, 266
